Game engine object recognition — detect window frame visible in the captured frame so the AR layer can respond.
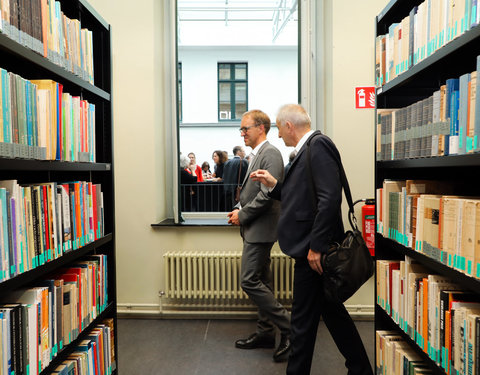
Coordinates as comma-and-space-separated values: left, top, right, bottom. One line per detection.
159, 0, 324, 224
217, 62, 248, 122
178, 61, 183, 122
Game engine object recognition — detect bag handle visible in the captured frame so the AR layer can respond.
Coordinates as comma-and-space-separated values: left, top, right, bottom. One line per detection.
306, 132, 358, 231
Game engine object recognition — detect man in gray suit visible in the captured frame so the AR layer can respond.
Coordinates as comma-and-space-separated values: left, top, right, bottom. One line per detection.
227, 109, 291, 363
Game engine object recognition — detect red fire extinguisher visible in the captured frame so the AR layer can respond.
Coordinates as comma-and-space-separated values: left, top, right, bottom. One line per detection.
353, 198, 375, 256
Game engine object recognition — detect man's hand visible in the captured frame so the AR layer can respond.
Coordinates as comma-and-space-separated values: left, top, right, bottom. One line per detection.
227, 209, 240, 226
307, 249, 324, 275
249, 169, 277, 188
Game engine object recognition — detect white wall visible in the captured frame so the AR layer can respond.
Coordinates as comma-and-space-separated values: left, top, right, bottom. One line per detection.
180, 46, 298, 124
179, 46, 298, 165
87, 0, 386, 316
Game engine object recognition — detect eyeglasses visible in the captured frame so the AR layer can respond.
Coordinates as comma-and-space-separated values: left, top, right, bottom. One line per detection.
239, 124, 259, 133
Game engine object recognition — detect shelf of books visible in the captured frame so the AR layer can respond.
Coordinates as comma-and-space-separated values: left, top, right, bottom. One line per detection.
375, 1, 480, 375
0, 0, 117, 374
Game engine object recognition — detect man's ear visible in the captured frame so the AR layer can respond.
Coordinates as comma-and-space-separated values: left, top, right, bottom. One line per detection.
285, 121, 294, 132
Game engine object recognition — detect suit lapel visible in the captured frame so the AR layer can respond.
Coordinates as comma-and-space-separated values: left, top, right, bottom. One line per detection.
242, 141, 269, 186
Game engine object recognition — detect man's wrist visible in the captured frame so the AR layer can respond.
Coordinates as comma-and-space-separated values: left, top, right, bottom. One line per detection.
268, 182, 277, 193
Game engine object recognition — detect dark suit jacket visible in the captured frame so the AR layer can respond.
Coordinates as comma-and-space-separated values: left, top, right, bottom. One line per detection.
271, 131, 344, 258
222, 156, 248, 193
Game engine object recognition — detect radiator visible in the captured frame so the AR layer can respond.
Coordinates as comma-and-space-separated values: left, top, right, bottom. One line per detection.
163, 251, 294, 309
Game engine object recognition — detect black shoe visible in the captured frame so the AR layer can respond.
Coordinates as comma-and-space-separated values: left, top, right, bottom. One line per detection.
235, 332, 275, 349
273, 335, 291, 362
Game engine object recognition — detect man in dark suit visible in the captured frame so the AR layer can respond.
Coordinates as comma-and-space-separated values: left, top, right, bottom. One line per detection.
222, 145, 248, 211
227, 109, 291, 363
251, 104, 372, 375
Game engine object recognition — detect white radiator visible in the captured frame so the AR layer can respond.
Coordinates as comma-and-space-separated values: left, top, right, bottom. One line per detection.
163, 251, 294, 309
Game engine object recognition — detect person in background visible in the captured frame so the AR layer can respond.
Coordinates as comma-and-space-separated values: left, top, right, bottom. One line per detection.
227, 109, 291, 363
201, 161, 212, 180
284, 150, 296, 175
188, 152, 204, 182
212, 150, 227, 180
223, 145, 249, 211
250, 104, 372, 375
179, 153, 198, 212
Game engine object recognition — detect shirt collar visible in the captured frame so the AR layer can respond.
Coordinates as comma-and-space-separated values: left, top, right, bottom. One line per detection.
251, 139, 268, 156
294, 130, 315, 154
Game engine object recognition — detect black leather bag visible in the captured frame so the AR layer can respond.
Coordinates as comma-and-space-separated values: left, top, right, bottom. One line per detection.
306, 133, 374, 303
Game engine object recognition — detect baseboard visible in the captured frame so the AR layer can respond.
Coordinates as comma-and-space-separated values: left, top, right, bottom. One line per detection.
116, 303, 374, 320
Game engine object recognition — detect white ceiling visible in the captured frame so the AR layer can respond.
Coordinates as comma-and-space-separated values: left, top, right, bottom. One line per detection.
178, 0, 298, 44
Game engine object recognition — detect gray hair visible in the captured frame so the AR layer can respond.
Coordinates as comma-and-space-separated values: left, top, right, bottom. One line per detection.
179, 154, 190, 169
276, 104, 311, 129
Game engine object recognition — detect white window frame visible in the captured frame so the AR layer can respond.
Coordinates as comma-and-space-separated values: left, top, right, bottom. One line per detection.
162, 0, 325, 223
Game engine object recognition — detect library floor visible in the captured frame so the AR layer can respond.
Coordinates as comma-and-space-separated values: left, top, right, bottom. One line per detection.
117, 318, 374, 375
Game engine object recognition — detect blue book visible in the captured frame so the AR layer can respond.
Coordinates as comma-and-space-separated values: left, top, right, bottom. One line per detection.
472, 0, 479, 27
1, 69, 12, 143
31, 83, 38, 147
25, 80, 33, 147
445, 78, 460, 120
449, 90, 460, 154
458, 73, 470, 154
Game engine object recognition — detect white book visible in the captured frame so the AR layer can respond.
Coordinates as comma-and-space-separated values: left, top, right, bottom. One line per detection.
37, 89, 50, 155
27, 303, 39, 375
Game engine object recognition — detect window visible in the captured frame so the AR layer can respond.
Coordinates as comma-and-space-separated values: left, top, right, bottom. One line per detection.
178, 62, 183, 122
218, 63, 248, 121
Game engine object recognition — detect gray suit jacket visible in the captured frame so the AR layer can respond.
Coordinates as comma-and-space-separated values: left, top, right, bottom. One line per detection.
237, 141, 284, 243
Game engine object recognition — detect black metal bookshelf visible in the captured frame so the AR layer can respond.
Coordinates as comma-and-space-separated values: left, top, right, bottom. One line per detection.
375, 1, 480, 374
0, 0, 117, 373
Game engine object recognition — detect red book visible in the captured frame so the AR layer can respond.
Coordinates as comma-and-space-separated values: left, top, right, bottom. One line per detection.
42, 185, 51, 255
92, 185, 98, 240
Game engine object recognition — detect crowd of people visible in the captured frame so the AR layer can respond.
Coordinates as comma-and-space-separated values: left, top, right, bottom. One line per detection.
179, 146, 250, 211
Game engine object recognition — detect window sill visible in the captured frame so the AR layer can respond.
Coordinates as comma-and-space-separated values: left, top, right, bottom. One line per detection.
151, 217, 234, 227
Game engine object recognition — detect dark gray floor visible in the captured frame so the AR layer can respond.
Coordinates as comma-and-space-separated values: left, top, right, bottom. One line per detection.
117, 318, 374, 375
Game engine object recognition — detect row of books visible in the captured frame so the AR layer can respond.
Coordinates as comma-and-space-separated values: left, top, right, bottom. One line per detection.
50, 320, 115, 375
0, 255, 109, 375
0, 180, 105, 283
377, 179, 480, 278
1, 68, 97, 162
377, 55, 480, 160
375, 0, 480, 87
377, 255, 480, 375
0, 0, 95, 84
376, 330, 432, 375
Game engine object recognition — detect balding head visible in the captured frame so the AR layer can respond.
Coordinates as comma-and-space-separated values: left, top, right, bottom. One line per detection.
276, 104, 311, 130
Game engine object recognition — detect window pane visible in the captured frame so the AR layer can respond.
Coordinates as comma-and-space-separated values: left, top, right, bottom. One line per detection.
218, 64, 231, 80
219, 82, 232, 119
235, 83, 247, 119
235, 64, 247, 80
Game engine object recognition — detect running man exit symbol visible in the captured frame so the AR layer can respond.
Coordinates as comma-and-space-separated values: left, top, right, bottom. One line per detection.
355, 87, 375, 109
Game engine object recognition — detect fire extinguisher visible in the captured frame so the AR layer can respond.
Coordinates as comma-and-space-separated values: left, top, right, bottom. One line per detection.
353, 198, 375, 256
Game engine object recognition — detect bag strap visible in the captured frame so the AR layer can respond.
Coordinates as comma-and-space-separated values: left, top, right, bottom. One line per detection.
306, 132, 358, 230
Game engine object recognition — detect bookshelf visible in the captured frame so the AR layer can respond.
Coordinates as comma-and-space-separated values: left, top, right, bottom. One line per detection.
375, 1, 480, 375
0, 0, 117, 374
